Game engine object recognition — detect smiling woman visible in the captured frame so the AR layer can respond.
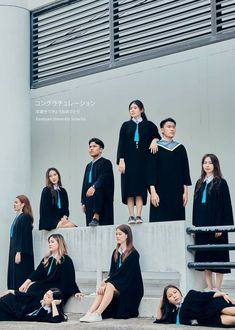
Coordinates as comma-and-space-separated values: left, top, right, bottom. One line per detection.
18, 234, 82, 304
39, 167, 77, 230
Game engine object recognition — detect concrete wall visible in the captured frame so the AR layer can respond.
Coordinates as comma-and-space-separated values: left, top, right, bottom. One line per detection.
33, 222, 187, 291
0, 1, 30, 291
30, 38, 235, 285
30, 38, 235, 224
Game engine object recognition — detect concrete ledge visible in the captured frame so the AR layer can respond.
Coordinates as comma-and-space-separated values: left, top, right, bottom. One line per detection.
64, 295, 160, 318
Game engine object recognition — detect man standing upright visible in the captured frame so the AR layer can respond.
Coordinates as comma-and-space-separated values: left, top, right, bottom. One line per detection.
81, 138, 114, 226
148, 118, 191, 222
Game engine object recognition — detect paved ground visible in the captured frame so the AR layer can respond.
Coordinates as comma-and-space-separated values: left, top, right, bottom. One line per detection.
0, 314, 231, 330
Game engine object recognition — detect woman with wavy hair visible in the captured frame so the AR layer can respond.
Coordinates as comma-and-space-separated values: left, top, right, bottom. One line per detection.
39, 167, 76, 230
7, 195, 34, 290
19, 234, 82, 303
80, 224, 143, 323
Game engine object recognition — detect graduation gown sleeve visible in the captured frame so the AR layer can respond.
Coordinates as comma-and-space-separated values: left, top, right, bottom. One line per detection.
117, 122, 127, 164
24, 309, 65, 323
14, 214, 33, 255
93, 159, 113, 190
81, 164, 90, 205
215, 179, 233, 226
58, 255, 80, 300
180, 145, 192, 186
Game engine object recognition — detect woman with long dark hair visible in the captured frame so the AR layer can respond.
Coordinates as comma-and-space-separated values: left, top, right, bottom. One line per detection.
39, 167, 76, 230
155, 284, 235, 327
7, 195, 34, 290
0, 287, 66, 323
192, 154, 234, 291
117, 100, 161, 224
80, 224, 144, 323
19, 234, 82, 304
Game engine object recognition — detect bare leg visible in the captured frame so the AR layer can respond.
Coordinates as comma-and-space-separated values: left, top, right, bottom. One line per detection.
221, 307, 235, 316
136, 196, 143, 217
95, 283, 116, 315
215, 273, 223, 290
57, 220, 77, 228
221, 314, 235, 325
93, 213, 100, 221
204, 270, 213, 289
88, 294, 104, 313
127, 197, 135, 217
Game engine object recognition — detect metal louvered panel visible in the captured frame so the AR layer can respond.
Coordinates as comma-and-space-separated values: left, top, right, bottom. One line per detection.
32, 0, 110, 86
31, 0, 235, 88
113, 0, 211, 59
216, 0, 235, 31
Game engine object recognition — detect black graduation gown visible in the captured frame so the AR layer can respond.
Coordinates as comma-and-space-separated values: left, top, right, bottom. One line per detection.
117, 120, 161, 205
148, 143, 191, 221
81, 157, 114, 226
193, 178, 234, 273
0, 291, 64, 323
103, 249, 144, 319
155, 290, 234, 327
7, 214, 34, 290
180, 290, 234, 327
27, 255, 80, 303
39, 186, 69, 230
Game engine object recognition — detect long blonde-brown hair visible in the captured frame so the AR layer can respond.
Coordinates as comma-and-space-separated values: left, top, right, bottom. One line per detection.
114, 224, 135, 263
16, 195, 33, 224
43, 234, 68, 267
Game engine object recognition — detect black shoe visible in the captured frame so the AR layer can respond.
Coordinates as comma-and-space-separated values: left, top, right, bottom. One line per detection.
128, 216, 135, 224
89, 218, 100, 226
136, 216, 143, 224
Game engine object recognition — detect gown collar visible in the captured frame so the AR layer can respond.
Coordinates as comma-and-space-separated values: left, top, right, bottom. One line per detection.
157, 138, 181, 151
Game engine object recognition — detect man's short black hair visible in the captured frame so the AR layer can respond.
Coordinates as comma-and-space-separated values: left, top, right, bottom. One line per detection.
89, 138, 104, 149
160, 117, 176, 128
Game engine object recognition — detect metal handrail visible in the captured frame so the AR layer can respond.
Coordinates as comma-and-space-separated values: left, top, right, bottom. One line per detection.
187, 244, 235, 251
188, 262, 235, 269
186, 226, 235, 234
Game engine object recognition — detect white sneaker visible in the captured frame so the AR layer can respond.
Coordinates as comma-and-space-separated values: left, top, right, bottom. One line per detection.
80, 311, 92, 322
85, 312, 102, 323
203, 288, 214, 292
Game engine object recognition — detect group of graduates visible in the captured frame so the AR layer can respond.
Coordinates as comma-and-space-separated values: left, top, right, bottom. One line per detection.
5, 224, 143, 324
4, 99, 235, 326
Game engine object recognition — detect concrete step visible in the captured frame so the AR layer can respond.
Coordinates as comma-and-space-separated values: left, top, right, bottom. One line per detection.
76, 270, 180, 298
64, 295, 160, 318
222, 279, 235, 297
